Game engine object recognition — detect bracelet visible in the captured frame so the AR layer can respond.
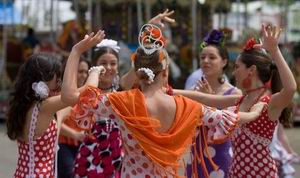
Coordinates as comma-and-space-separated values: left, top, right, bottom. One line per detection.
88, 66, 103, 74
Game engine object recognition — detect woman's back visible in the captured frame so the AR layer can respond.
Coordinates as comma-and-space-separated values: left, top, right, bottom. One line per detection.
108, 89, 202, 177
19, 104, 56, 143
14, 103, 58, 178
144, 91, 177, 133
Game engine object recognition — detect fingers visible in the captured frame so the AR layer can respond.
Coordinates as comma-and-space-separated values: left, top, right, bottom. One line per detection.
263, 24, 282, 39
265, 24, 273, 37
194, 80, 202, 91
99, 65, 106, 75
271, 26, 277, 38
262, 24, 268, 38
161, 9, 175, 23
91, 30, 105, 44
165, 10, 174, 16
165, 17, 175, 23
194, 78, 213, 94
275, 27, 282, 39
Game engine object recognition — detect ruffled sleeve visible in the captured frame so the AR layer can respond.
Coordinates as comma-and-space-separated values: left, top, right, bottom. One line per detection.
70, 86, 102, 131
201, 105, 239, 144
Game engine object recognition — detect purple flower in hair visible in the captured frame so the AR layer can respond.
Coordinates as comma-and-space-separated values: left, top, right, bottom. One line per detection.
203, 29, 224, 45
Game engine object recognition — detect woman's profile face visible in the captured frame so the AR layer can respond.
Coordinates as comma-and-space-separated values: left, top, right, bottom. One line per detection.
232, 57, 249, 89
96, 53, 118, 83
47, 74, 60, 93
77, 61, 89, 87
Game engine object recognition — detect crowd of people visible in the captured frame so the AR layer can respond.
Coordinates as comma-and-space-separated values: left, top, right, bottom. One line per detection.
5, 9, 300, 178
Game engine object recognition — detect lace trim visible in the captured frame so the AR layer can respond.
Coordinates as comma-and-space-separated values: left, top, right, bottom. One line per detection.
241, 126, 271, 146
28, 103, 39, 178
54, 132, 59, 178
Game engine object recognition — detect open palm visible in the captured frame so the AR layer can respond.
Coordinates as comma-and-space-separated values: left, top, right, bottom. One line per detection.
73, 30, 105, 54
254, 24, 282, 53
148, 9, 175, 28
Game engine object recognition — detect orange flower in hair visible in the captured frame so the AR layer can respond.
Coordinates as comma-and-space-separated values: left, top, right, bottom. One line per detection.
131, 53, 137, 61
159, 51, 165, 62
243, 38, 258, 51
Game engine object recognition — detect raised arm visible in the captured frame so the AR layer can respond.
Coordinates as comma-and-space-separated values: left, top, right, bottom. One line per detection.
61, 30, 105, 105
255, 24, 297, 118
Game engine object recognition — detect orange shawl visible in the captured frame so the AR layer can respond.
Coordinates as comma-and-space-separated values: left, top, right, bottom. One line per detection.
108, 89, 202, 175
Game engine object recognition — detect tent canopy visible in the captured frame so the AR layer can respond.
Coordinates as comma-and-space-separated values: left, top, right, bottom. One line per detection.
0, 2, 23, 25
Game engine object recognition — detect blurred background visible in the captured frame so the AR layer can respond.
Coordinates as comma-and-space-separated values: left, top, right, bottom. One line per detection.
1, 0, 300, 176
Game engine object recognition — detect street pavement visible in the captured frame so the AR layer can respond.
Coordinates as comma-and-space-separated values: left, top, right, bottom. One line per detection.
0, 121, 300, 177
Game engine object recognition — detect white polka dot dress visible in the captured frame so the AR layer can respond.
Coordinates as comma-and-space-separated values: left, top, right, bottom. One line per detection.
229, 95, 278, 178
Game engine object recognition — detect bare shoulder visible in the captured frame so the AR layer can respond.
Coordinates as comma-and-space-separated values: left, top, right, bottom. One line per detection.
223, 82, 242, 95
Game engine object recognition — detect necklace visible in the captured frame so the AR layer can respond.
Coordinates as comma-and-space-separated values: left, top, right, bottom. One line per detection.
238, 86, 267, 112
99, 85, 114, 93
245, 85, 267, 95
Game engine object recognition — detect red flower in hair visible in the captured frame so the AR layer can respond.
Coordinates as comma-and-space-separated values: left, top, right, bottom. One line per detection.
243, 38, 258, 51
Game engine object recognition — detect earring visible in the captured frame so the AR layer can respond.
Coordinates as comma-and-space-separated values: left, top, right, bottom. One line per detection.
242, 75, 252, 89
112, 74, 120, 90
218, 76, 225, 84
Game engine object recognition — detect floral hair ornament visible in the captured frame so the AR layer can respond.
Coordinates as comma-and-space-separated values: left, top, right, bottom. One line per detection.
95, 39, 120, 53
138, 23, 166, 55
138, 67, 155, 83
243, 38, 259, 51
32, 81, 49, 99
200, 29, 225, 49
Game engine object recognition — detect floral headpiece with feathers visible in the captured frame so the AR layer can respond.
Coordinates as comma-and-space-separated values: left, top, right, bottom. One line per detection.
200, 29, 226, 49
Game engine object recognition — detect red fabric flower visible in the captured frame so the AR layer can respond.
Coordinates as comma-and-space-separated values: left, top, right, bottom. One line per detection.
243, 38, 258, 51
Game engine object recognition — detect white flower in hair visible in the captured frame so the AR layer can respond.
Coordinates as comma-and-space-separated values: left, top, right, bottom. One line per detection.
32, 81, 49, 99
138, 68, 155, 83
95, 39, 121, 53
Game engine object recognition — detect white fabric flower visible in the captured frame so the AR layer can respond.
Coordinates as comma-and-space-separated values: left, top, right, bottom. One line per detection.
137, 68, 155, 83
32, 81, 49, 99
96, 39, 120, 53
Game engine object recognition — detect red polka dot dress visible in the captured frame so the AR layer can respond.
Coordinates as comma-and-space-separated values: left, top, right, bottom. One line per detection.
14, 104, 58, 178
229, 95, 278, 178
71, 88, 123, 178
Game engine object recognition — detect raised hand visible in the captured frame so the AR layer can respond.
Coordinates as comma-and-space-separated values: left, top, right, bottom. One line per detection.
148, 9, 175, 28
194, 77, 214, 94
73, 30, 105, 54
254, 24, 282, 53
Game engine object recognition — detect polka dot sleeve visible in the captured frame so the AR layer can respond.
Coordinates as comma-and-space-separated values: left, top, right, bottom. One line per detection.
70, 86, 102, 131
201, 105, 239, 144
